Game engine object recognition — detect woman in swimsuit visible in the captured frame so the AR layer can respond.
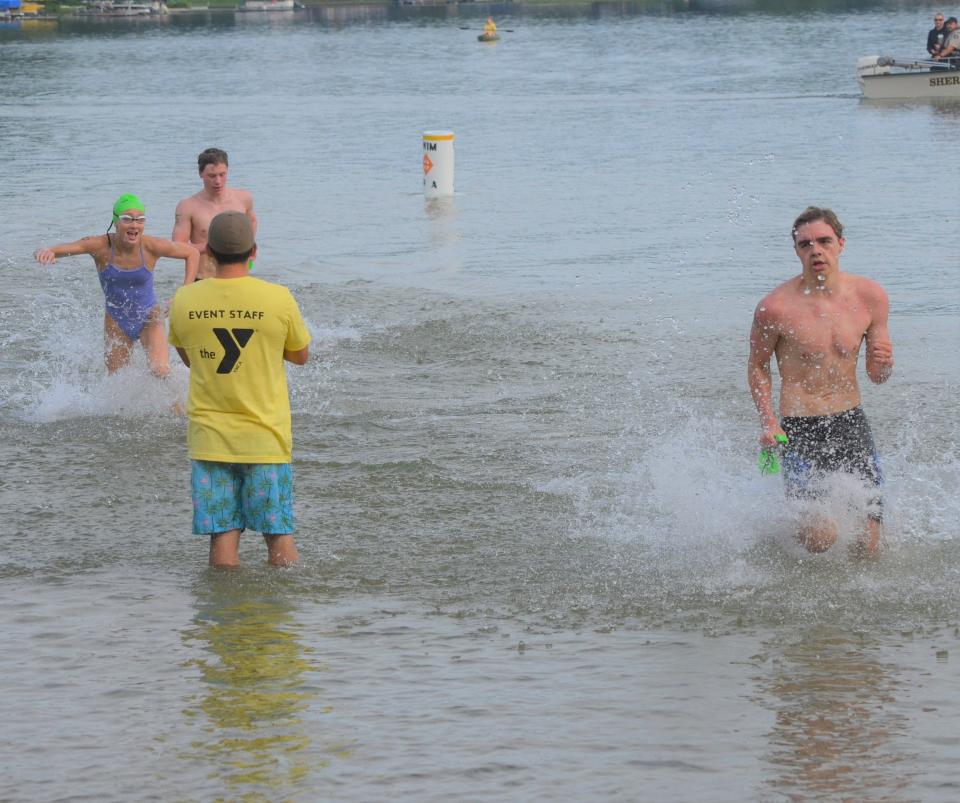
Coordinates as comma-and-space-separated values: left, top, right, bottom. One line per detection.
34, 194, 199, 377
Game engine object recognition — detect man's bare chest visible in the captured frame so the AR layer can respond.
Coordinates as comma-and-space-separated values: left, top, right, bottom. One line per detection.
780, 304, 870, 363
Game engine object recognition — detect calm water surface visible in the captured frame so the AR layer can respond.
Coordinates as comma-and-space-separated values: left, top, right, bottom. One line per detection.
1, 1, 959, 800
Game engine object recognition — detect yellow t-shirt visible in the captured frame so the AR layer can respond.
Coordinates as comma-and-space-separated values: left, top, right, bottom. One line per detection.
168, 276, 311, 463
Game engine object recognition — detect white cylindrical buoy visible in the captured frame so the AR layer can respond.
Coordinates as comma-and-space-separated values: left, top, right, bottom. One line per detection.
422, 130, 454, 197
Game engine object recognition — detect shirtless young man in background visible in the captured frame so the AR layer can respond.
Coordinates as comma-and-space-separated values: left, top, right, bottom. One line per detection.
747, 207, 894, 556
172, 148, 257, 280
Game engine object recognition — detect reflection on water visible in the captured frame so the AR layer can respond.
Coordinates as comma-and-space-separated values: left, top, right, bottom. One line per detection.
182, 580, 341, 795
861, 97, 960, 119
761, 627, 915, 799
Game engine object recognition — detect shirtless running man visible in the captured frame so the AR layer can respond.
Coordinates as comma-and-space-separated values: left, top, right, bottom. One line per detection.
748, 207, 894, 556
172, 148, 257, 281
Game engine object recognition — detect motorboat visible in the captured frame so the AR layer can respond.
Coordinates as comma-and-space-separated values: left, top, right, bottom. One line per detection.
857, 55, 960, 100
107, 2, 159, 14
236, 0, 294, 11
79, 0, 167, 15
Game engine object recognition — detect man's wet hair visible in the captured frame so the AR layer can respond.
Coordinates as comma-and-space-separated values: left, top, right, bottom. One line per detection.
198, 147, 229, 174
791, 206, 843, 242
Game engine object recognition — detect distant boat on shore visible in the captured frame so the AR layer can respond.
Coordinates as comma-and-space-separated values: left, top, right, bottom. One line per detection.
236, 0, 294, 11
78, 0, 168, 15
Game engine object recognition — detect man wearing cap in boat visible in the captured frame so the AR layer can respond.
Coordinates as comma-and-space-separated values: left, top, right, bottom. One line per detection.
934, 17, 960, 67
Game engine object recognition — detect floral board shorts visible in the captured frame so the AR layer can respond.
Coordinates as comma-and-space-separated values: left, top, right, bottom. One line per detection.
191, 460, 294, 535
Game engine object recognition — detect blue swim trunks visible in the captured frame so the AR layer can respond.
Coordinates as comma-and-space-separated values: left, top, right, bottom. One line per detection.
191, 461, 294, 535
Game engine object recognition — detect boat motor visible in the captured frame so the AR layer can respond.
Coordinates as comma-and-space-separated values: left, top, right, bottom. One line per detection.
857, 56, 892, 78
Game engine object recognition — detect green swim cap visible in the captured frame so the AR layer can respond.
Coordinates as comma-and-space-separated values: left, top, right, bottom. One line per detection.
112, 193, 146, 222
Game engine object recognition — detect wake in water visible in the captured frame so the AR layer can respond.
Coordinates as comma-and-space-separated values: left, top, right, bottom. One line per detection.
0, 269, 351, 423
3, 270, 957, 635
0, 258, 187, 421
541, 399, 960, 632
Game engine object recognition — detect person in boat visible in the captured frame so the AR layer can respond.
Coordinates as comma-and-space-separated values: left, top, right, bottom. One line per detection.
34, 193, 199, 377
927, 11, 946, 57
483, 16, 497, 38
172, 147, 257, 281
934, 17, 960, 67
748, 207, 893, 557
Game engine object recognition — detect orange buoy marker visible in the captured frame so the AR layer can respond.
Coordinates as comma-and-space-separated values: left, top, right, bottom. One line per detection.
422, 130, 454, 197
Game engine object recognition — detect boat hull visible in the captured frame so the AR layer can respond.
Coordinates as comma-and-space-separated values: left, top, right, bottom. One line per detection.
860, 70, 960, 99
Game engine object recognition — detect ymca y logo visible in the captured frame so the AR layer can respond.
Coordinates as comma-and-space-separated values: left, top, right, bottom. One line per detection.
212, 328, 255, 373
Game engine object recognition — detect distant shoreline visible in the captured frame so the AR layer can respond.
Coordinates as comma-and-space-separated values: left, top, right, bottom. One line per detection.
25, 0, 590, 16
4, 0, 594, 21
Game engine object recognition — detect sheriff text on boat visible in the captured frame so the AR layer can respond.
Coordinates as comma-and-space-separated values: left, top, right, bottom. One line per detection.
857, 55, 960, 99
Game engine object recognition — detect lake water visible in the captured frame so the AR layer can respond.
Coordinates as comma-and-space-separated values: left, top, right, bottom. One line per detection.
1, 1, 959, 800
